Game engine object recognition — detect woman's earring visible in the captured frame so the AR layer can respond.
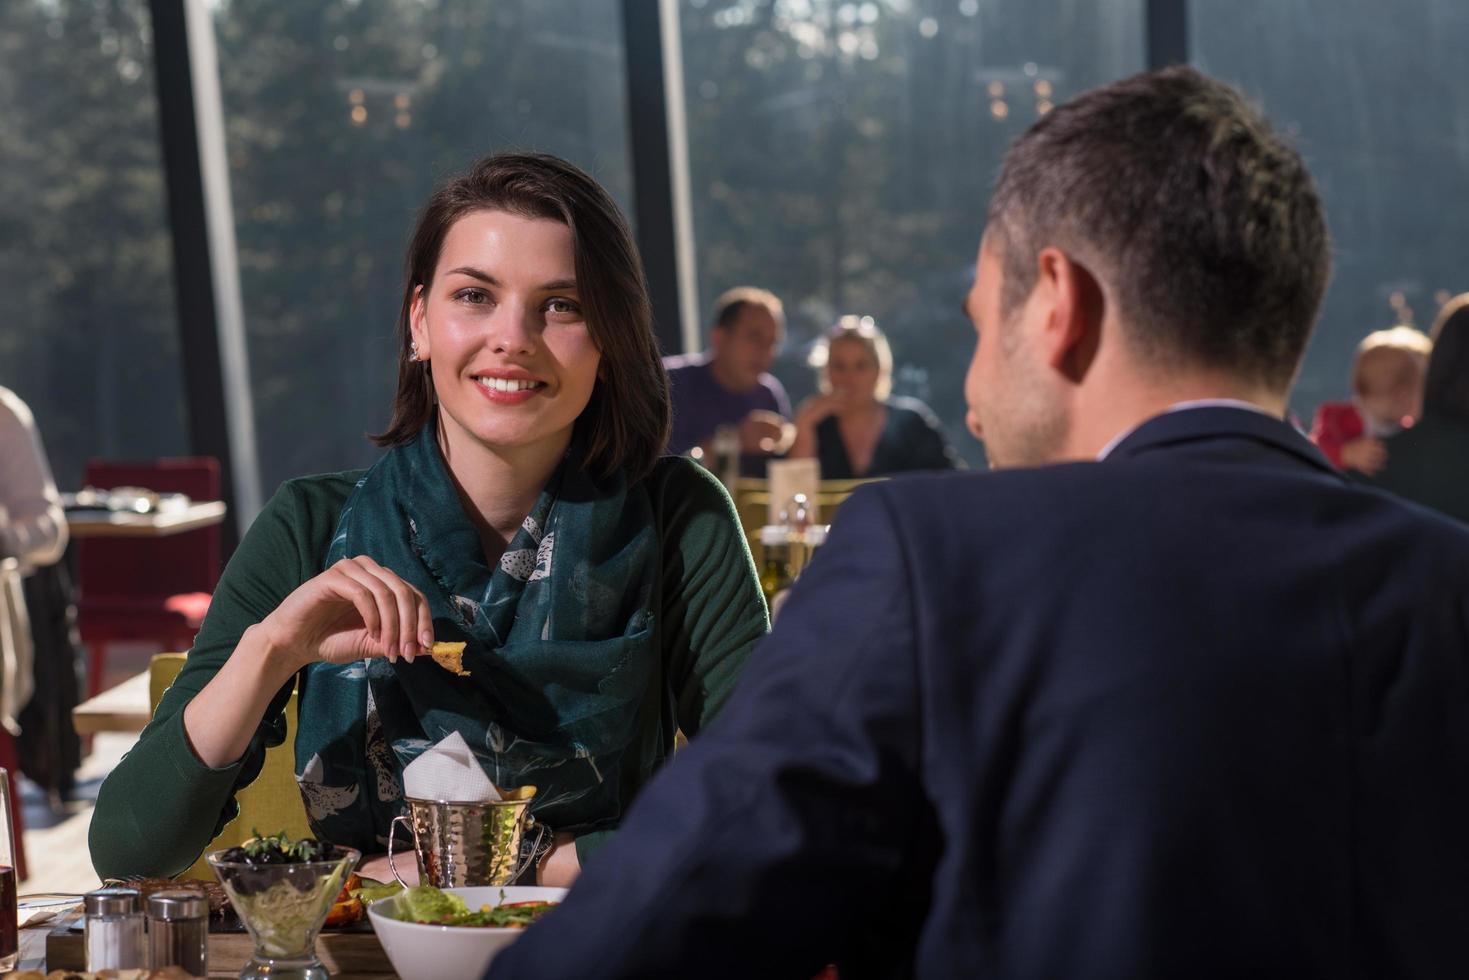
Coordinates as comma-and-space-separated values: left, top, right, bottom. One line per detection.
409, 341, 420, 362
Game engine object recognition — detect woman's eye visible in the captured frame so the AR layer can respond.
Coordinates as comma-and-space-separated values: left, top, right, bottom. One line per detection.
546, 298, 582, 316
456, 288, 491, 305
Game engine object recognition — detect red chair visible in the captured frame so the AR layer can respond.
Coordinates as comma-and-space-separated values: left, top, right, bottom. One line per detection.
77, 458, 223, 697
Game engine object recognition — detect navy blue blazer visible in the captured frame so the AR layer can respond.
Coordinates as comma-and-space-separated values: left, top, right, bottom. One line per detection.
490, 408, 1469, 979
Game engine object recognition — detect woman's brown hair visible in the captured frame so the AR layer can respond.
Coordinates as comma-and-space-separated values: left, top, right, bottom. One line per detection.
373, 152, 671, 483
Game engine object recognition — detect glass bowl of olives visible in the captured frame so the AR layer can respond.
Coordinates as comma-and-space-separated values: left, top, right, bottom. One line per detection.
206, 832, 360, 980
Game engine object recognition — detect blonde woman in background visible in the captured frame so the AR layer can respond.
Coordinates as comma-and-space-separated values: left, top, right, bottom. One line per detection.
789, 316, 959, 479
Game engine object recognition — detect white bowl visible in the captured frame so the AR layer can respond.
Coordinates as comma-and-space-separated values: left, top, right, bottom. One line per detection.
367, 885, 567, 980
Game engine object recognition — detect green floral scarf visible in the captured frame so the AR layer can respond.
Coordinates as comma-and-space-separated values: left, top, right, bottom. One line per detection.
294, 420, 658, 852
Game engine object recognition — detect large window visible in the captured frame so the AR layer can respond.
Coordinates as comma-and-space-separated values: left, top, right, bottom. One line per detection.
1191, 0, 1469, 421
13, 0, 1464, 492
679, 0, 1145, 467
0, 0, 186, 489
212, 0, 633, 492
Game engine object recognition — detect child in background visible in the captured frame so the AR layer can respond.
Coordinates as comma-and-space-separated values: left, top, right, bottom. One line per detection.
1311, 325, 1433, 474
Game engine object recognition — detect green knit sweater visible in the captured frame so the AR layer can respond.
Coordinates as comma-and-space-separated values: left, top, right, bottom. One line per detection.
89, 457, 768, 879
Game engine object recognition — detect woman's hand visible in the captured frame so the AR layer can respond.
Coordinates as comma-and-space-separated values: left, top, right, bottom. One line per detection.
738, 409, 796, 456
536, 831, 582, 888
358, 851, 420, 887
260, 555, 435, 670
793, 391, 852, 431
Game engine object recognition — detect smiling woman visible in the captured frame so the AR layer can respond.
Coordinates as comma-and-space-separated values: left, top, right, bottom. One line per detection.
89, 154, 770, 889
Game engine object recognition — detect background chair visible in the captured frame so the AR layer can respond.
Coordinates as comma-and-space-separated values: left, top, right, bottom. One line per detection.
148, 653, 311, 881
77, 458, 222, 696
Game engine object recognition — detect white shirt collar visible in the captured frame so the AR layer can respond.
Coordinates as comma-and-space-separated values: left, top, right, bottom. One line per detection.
1096, 399, 1275, 461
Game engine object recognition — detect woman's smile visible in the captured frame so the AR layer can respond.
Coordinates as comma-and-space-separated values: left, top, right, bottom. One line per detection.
472, 371, 551, 404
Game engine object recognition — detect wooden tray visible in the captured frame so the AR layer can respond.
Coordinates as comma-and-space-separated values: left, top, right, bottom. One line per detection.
45, 910, 398, 978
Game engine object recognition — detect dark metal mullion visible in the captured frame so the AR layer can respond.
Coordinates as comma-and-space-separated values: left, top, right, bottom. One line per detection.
620, 0, 700, 355
147, 0, 260, 554
1146, 0, 1190, 70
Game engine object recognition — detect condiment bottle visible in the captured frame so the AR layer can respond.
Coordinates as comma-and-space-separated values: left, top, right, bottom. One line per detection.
147, 889, 208, 976
84, 886, 144, 971
785, 494, 813, 576
759, 524, 794, 602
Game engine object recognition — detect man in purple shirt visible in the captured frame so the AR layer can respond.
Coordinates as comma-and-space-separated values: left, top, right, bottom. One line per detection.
663, 287, 793, 473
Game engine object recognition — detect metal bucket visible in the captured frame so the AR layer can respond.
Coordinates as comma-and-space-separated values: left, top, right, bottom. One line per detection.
387, 785, 545, 888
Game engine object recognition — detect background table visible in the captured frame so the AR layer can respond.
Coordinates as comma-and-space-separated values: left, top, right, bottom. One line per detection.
65, 500, 227, 538
71, 668, 151, 734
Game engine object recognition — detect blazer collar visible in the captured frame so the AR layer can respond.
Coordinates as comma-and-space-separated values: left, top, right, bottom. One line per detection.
1106, 406, 1340, 478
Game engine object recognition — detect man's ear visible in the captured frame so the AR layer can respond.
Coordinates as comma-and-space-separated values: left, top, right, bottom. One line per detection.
1035, 247, 1104, 384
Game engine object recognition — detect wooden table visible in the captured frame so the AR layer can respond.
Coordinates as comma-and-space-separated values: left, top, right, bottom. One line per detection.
72, 667, 152, 734
65, 500, 227, 538
17, 922, 49, 973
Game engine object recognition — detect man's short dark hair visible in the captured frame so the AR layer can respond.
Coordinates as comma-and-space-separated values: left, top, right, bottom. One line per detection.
711, 286, 785, 333
987, 66, 1331, 391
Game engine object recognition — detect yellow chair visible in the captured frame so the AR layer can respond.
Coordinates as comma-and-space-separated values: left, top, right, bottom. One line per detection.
148, 653, 312, 881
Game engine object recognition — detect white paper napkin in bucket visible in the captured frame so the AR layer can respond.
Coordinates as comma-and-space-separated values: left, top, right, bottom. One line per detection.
401, 731, 502, 802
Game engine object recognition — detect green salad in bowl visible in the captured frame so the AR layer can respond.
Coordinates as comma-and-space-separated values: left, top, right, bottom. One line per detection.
395, 885, 559, 927
367, 884, 567, 980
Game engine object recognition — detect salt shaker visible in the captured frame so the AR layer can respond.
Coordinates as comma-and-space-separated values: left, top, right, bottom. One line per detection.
84, 886, 144, 971
147, 889, 209, 976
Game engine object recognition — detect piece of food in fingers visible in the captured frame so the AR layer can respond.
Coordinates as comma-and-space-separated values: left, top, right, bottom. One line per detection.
429, 641, 471, 676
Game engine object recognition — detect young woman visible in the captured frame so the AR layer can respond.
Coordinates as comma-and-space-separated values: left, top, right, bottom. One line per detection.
90, 154, 768, 886
789, 316, 959, 479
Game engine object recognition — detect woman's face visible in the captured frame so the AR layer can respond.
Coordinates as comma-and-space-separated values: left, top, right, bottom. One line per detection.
825, 336, 881, 403
411, 209, 601, 460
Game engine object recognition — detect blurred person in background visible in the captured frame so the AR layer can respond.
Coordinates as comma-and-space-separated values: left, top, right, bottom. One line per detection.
90, 153, 767, 885
0, 386, 68, 740
492, 67, 1469, 980
1309, 325, 1432, 474
789, 315, 959, 479
664, 287, 793, 474
1365, 295, 1469, 523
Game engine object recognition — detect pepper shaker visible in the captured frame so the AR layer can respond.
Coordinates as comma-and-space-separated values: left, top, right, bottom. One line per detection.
83, 886, 144, 971
147, 889, 209, 976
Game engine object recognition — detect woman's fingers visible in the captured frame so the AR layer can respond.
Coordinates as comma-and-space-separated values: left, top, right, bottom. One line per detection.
415, 589, 434, 652
356, 556, 431, 662
332, 558, 403, 660
303, 557, 434, 665
321, 563, 381, 641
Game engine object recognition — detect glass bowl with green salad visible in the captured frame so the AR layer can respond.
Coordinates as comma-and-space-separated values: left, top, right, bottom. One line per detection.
207, 832, 360, 980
